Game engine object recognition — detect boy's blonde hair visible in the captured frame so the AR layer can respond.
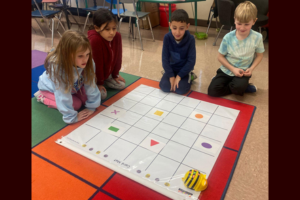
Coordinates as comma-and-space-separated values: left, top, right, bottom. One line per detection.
44, 30, 96, 93
234, 1, 257, 23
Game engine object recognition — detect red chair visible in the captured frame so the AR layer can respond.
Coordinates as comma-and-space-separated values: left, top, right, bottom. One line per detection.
261, 12, 269, 41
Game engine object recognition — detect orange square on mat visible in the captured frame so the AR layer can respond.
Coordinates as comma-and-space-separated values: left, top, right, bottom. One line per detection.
32, 153, 96, 200
32, 105, 114, 187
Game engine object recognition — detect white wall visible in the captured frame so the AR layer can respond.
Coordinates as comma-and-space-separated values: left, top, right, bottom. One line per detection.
70, 0, 215, 21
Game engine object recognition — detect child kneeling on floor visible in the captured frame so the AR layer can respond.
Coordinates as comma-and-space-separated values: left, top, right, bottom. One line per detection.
159, 9, 197, 95
34, 30, 101, 124
207, 1, 265, 97
88, 8, 126, 100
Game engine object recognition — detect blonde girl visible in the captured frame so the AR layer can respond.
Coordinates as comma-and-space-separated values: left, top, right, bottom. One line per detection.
34, 30, 101, 124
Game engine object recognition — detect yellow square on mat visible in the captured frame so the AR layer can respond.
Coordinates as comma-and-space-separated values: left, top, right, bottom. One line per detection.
154, 110, 164, 116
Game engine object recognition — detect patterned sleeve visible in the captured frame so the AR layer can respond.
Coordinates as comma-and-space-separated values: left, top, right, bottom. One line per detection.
218, 35, 228, 55
255, 34, 265, 53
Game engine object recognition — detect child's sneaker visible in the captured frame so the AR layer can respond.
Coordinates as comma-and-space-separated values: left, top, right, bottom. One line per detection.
34, 91, 45, 103
190, 72, 198, 82
245, 83, 257, 93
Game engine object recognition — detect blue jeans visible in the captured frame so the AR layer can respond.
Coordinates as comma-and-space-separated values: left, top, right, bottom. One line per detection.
159, 73, 191, 95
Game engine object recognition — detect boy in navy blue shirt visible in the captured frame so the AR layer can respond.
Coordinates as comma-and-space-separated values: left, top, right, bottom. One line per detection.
159, 9, 196, 94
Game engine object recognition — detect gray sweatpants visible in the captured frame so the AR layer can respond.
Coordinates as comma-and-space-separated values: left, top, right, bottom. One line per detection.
100, 75, 125, 100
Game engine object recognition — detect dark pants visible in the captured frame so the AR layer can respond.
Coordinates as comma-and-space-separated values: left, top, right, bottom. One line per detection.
208, 69, 251, 97
159, 73, 191, 95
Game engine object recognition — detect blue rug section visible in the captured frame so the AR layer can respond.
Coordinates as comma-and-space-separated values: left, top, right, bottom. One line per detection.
32, 81, 38, 98
32, 65, 45, 82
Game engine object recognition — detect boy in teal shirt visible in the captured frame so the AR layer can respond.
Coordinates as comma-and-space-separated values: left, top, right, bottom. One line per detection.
208, 1, 265, 97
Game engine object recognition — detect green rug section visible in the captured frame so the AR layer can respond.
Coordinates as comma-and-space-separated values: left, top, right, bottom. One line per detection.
31, 72, 140, 148
104, 72, 140, 102
31, 98, 67, 148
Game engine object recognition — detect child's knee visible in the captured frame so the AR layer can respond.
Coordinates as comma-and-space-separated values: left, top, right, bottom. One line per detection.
159, 79, 171, 92
229, 83, 247, 95
118, 81, 125, 89
175, 85, 190, 95
106, 79, 125, 90
207, 85, 221, 97
101, 90, 107, 100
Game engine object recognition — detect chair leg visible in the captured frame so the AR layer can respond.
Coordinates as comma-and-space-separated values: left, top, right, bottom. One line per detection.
135, 18, 143, 50
34, 18, 46, 37
83, 12, 91, 32
118, 17, 123, 33
128, 17, 131, 38
66, 9, 80, 29
54, 15, 66, 37
56, 12, 63, 30
51, 18, 54, 47
147, 16, 155, 42
206, 13, 214, 34
131, 20, 135, 41
48, 18, 51, 28
213, 25, 224, 46
134, 21, 137, 40
32, 26, 36, 33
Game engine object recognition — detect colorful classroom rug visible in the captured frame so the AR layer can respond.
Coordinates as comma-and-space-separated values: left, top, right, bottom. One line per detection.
32, 77, 256, 200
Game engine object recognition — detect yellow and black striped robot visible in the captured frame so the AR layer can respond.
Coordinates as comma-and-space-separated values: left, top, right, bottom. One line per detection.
182, 169, 208, 191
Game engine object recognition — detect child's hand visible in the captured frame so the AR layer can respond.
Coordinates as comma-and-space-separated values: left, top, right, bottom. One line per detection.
232, 68, 244, 77
243, 68, 253, 77
77, 109, 94, 122
173, 75, 181, 91
114, 75, 126, 84
98, 85, 107, 93
169, 77, 175, 91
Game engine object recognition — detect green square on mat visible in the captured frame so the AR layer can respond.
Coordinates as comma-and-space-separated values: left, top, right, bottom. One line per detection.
104, 72, 140, 101
31, 98, 66, 147
108, 126, 119, 132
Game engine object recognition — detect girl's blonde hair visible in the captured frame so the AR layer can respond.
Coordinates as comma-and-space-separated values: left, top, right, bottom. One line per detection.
44, 30, 96, 93
234, 1, 257, 23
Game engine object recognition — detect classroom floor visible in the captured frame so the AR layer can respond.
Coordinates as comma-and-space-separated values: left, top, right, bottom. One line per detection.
32, 17, 268, 200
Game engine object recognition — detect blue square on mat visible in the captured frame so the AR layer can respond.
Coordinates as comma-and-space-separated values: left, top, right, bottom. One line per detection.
32, 65, 45, 82
32, 81, 38, 98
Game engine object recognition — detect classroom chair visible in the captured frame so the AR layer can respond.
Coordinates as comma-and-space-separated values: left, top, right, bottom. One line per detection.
82, 0, 115, 32
48, 0, 80, 30
32, 0, 66, 47
116, 0, 155, 51
213, 0, 268, 46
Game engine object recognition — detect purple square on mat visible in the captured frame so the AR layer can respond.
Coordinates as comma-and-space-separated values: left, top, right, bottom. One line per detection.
32, 50, 47, 69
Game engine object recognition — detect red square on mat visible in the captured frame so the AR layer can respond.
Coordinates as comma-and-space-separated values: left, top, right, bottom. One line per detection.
101, 173, 171, 200
92, 191, 115, 200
